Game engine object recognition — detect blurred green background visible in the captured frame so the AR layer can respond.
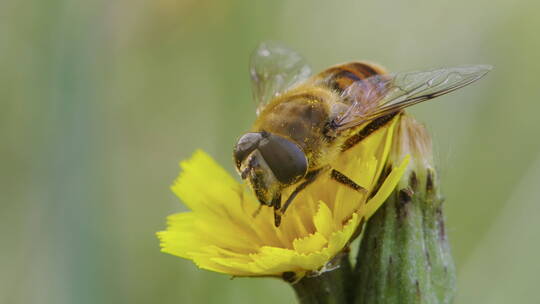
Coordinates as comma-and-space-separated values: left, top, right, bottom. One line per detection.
2, 0, 539, 303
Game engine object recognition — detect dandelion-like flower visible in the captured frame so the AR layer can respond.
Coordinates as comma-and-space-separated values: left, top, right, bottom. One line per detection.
157, 117, 408, 279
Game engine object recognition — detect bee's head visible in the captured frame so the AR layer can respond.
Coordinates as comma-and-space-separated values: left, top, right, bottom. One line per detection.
233, 131, 308, 206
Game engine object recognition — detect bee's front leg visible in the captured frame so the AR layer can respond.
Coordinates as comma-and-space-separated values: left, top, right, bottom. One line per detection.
272, 194, 282, 227
278, 167, 328, 222
276, 167, 366, 227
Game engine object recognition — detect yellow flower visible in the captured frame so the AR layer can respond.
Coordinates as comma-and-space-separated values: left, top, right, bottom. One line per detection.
157, 117, 409, 278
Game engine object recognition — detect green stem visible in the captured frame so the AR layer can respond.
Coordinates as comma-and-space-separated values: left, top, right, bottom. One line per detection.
291, 255, 352, 304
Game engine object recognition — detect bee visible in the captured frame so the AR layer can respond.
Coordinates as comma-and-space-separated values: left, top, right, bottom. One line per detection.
233, 41, 491, 227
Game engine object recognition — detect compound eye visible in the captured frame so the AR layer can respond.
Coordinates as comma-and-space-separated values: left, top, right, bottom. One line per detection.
258, 134, 308, 185
233, 132, 263, 169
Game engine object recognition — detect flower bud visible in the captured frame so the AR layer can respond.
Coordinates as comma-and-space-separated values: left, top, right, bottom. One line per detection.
354, 113, 456, 304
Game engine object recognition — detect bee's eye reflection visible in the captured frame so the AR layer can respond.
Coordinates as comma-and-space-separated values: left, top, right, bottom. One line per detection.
233, 132, 263, 170
258, 134, 308, 185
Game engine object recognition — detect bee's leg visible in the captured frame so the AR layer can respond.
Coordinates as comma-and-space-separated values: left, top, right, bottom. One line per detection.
280, 167, 327, 217
340, 112, 399, 152
252, 204, 263, 218
272, 194, 282, 227
330, 169, 367, 193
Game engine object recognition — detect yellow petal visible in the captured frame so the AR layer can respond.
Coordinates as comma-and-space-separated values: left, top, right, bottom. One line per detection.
293, 232, 328, 254
313, 201, 336, 239
365, 155, 410, 218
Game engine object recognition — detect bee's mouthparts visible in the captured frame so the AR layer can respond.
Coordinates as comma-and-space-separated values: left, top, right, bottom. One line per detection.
240, 154, 259, 179
240, 167, 251, 179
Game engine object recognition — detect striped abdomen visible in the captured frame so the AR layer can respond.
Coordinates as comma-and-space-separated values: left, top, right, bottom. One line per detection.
316, 62, 386, 100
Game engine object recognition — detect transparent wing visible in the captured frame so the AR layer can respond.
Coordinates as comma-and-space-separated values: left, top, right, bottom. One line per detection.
333, 65, 492, 130
250, 41, 312, 115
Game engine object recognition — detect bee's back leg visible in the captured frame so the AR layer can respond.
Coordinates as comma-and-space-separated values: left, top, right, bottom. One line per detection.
340, 112, 398, 152
330, 169, 366, 193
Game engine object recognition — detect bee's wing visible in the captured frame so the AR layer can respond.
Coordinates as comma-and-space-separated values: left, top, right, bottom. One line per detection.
250, 41, 312, 115
333, 65, 492, 130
